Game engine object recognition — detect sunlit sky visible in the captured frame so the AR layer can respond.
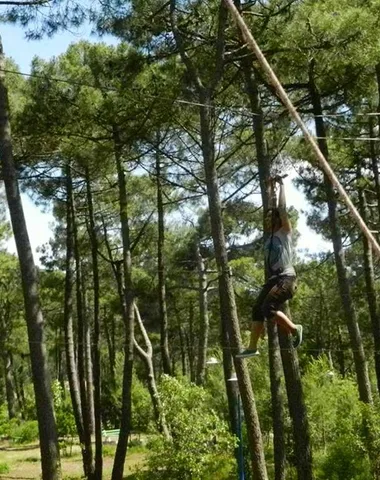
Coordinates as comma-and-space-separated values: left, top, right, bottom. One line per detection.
1, 19, 331, 262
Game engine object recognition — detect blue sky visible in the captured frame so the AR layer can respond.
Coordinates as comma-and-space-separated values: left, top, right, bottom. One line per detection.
2, 20, 330, 261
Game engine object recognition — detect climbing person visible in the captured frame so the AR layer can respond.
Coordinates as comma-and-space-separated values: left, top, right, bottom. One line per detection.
237, 176, 302, 358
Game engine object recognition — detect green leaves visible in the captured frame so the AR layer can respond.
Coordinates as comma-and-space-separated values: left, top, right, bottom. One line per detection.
138, 375, 236, 480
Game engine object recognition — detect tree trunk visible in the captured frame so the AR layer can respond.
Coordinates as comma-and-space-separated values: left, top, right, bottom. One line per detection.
336, 326, 346, 378
373, 65, 380, 223
279, 321, 313, 480
83, 286, 95, 436
174, 302, 187, 377
72, 183, 94, 479
156, 150, 171, 375
0, 38, 61, 480
309, 63, 372, 404
196, 242, 209, 386
187, 301, 196, 383
3, 351, 17, 419
64, 163, 87, 471
0, 303, 17, 420
241, 59, 287, 480
357, 166, 380, 395
199, 90, 268, 480
221, 315, 240, 468
134, 305, 170, 439
63, 163, 87, 462
85, 169, 103, 480
111, 126, 135, 480
13, 363, 25, 419
170, 4, 267, 474
104, 313, 116, 387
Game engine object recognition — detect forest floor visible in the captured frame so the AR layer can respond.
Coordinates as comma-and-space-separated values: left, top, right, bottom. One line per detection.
0, 441, 146, 479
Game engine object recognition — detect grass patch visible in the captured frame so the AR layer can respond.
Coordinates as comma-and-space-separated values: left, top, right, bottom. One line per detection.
128, 445, 147, 455
0, 462, 9, 474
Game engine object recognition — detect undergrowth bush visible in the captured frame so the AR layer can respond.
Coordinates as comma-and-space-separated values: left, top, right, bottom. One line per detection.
134, 375, 236, 480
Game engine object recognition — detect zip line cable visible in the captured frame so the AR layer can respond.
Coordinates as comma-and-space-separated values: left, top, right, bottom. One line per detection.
224, 0, 380, 260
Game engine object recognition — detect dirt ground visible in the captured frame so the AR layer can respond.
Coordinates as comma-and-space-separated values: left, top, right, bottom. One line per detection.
0, 442, 145, 479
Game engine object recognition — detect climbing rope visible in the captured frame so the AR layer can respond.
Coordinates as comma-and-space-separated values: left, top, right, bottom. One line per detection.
224, 0, 380, 259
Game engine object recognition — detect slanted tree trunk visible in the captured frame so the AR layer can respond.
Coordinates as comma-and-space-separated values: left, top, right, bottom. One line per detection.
85, 168, 103, 480
111, 126, 135, 480
309, 62, 372, 404
134, 305, 170, 438
0, 38, 61, 480
64, 163, 87, 471
72, 175, 94, 479
156, 149, 171, 375
241, 59, 287, 480
357, 165, 380, 395
196, 242, 209, 386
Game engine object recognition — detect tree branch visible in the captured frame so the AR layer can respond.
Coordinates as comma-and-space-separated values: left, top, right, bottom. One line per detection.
0, 0, 49, 5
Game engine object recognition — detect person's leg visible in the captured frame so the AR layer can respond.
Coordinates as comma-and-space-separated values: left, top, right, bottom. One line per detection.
236, 283, 271, 358
248, 321, 265, 350
272, 310, 296, 334
263, 277, 303, 348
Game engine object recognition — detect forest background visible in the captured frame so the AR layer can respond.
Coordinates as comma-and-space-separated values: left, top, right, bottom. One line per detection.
0, 1, 379, 480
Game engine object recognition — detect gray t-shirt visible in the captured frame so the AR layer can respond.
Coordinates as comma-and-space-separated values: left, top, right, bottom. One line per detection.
264, 228, 296, 280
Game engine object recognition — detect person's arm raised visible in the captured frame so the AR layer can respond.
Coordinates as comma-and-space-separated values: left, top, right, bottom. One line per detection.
275, 176, 292, 233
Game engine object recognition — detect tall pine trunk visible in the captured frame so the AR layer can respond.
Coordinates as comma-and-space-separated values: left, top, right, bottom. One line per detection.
240, 59, 287, 480
3, 351, 17, 419
72, 177, 95, 479
196, 242, 209, 386
187, 301, 196, 383
373, 65, 380, 223
0, 302, 17, 419
83, 286, 95, 436
156, 150, 171, 375
309, 62, 372, 404
0, 38, 61, 480
170, 5, 267, 475
357, 165, 380, 395
64, 163, 86, 471
111, 126, 135, 480
85, 169, 103, 480
200, 90, 267, 479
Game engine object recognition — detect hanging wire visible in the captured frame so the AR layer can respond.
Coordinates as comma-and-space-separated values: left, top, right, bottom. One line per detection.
12, 337, 379, 354
5, 66, 380, 133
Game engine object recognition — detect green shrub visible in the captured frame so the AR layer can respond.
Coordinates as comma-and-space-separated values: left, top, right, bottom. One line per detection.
135, 375, 236, 480
102, 445, 116, 457
52, 380, 76, 439
319, 435, 371, 480
0, 463, 9, 474
132, 375, 154, 433
12, 421, 39, 444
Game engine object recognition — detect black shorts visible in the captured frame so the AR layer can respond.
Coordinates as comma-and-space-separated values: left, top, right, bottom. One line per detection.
252, 275, 297, 322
